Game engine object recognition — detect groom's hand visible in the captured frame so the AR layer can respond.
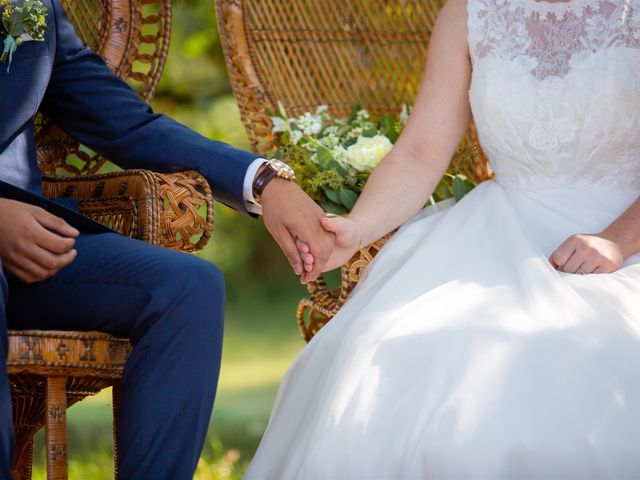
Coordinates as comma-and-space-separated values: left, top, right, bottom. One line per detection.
0, 199, 79, 283
261, 179, 334, 282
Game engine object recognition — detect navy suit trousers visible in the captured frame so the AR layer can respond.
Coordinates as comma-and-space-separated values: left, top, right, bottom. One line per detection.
0, 233, 225, 479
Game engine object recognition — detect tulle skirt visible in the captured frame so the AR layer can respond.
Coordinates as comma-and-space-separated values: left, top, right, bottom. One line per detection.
245, 180, 640, 479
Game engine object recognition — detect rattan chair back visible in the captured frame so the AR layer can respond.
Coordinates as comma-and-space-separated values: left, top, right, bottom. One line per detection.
215, 0, 491, 181
36, 0, 172, 177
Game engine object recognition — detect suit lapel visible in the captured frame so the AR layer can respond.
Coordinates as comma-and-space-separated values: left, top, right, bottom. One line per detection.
0, 0, 55, 153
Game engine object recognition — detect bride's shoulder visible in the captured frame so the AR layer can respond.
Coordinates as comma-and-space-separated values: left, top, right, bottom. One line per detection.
440, 0, 469, 20
434, 0, 469, 45
438, 0, 471, 31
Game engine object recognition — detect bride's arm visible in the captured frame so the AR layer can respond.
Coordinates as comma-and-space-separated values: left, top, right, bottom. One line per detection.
352, 0, 472, 246
550, 200, 640, 274
603, 204, 640, 259
315, 0, 473, 272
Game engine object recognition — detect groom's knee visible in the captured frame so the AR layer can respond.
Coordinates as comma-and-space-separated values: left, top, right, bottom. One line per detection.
168, 255, 225, 317
182, 258, 225, 336
135, 253, 225, 344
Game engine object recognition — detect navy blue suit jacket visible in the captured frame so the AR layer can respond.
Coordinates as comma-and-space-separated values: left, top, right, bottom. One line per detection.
0, 0, 257, 214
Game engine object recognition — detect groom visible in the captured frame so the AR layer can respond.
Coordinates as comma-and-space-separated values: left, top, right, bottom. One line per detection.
0, 0, 331, 478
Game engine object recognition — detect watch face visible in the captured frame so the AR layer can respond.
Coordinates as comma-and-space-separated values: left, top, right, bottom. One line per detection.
270, 159, 295, 176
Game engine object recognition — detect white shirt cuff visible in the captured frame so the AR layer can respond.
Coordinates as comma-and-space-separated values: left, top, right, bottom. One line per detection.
243, 158, 269, 215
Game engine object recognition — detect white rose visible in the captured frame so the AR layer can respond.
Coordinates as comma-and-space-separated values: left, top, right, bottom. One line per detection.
346, 135, 393, 172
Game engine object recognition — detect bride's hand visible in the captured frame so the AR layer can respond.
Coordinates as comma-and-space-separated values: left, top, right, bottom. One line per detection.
550, 233, 624, 274
318, 215, 362, 272
294, 215, 362, 281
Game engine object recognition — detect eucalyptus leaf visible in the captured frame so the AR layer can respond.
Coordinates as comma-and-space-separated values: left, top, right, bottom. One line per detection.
347, 104, 362, 124
462, 175, 476, 192
10, 13, 26, 36
344, 137, 358, 148
320, 200, 347, 215
452, 176, 466, 202
323, 187, 341, 204
316, 146, 334, 168
362, 127, 378, 138
338, 189, 359, 210
456, 174, 476, 195
380, 116, 399, 143
328, 160, 347, 177
434, 182, 450, 202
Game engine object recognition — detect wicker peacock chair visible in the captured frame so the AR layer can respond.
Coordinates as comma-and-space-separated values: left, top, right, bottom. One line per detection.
215, 0, 492, 342
8, 0, 215, 478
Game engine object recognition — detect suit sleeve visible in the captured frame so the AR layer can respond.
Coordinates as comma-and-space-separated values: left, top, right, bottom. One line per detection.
40, 0, 257, 214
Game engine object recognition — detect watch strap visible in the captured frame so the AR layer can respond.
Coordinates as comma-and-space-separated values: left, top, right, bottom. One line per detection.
252, 164, 278, 205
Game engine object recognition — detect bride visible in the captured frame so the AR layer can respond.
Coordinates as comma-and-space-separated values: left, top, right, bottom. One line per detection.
246, 0, 640, 477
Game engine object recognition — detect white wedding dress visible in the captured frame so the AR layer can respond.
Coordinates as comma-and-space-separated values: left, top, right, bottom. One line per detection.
245, 1, 640, 478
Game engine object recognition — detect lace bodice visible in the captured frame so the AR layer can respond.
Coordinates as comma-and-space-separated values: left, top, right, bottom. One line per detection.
467, 0, 640, 189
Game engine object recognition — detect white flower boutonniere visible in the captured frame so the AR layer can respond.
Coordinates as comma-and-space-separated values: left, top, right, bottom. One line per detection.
0, 0, 48, 72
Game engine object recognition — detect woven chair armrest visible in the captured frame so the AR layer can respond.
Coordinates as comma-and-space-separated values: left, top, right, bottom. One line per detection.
42, 170, 214, 253
296, 235, 391, 342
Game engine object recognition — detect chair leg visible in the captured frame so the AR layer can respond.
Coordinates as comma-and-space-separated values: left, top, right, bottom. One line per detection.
112, 380, 121, 478
12, 434, 34, 480
45, 377, 67, 480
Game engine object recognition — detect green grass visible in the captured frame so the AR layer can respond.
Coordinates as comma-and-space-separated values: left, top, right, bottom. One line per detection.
30, 280, 307, 479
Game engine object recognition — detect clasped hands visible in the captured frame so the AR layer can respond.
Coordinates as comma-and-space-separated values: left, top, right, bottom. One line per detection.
262, 179, 628, 282
261, 179, 366, 283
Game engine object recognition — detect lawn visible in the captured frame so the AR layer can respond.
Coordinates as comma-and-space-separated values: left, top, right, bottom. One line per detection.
30, 279, 308, 479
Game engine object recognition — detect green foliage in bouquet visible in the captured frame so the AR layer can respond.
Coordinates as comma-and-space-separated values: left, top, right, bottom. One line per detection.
269, 103, 476, 215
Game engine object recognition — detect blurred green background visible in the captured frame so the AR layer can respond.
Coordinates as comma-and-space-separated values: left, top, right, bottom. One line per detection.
32, 0, 308, 477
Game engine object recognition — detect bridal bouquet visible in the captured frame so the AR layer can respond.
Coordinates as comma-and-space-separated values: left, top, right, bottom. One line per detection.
0, 0, 48, 70
269, 103, 475, 214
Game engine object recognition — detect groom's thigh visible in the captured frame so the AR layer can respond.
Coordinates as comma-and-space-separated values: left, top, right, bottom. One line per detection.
5, 232, 224, 340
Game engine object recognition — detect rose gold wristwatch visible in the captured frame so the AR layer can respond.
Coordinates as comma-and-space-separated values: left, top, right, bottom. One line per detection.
252, 159, 296, 205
